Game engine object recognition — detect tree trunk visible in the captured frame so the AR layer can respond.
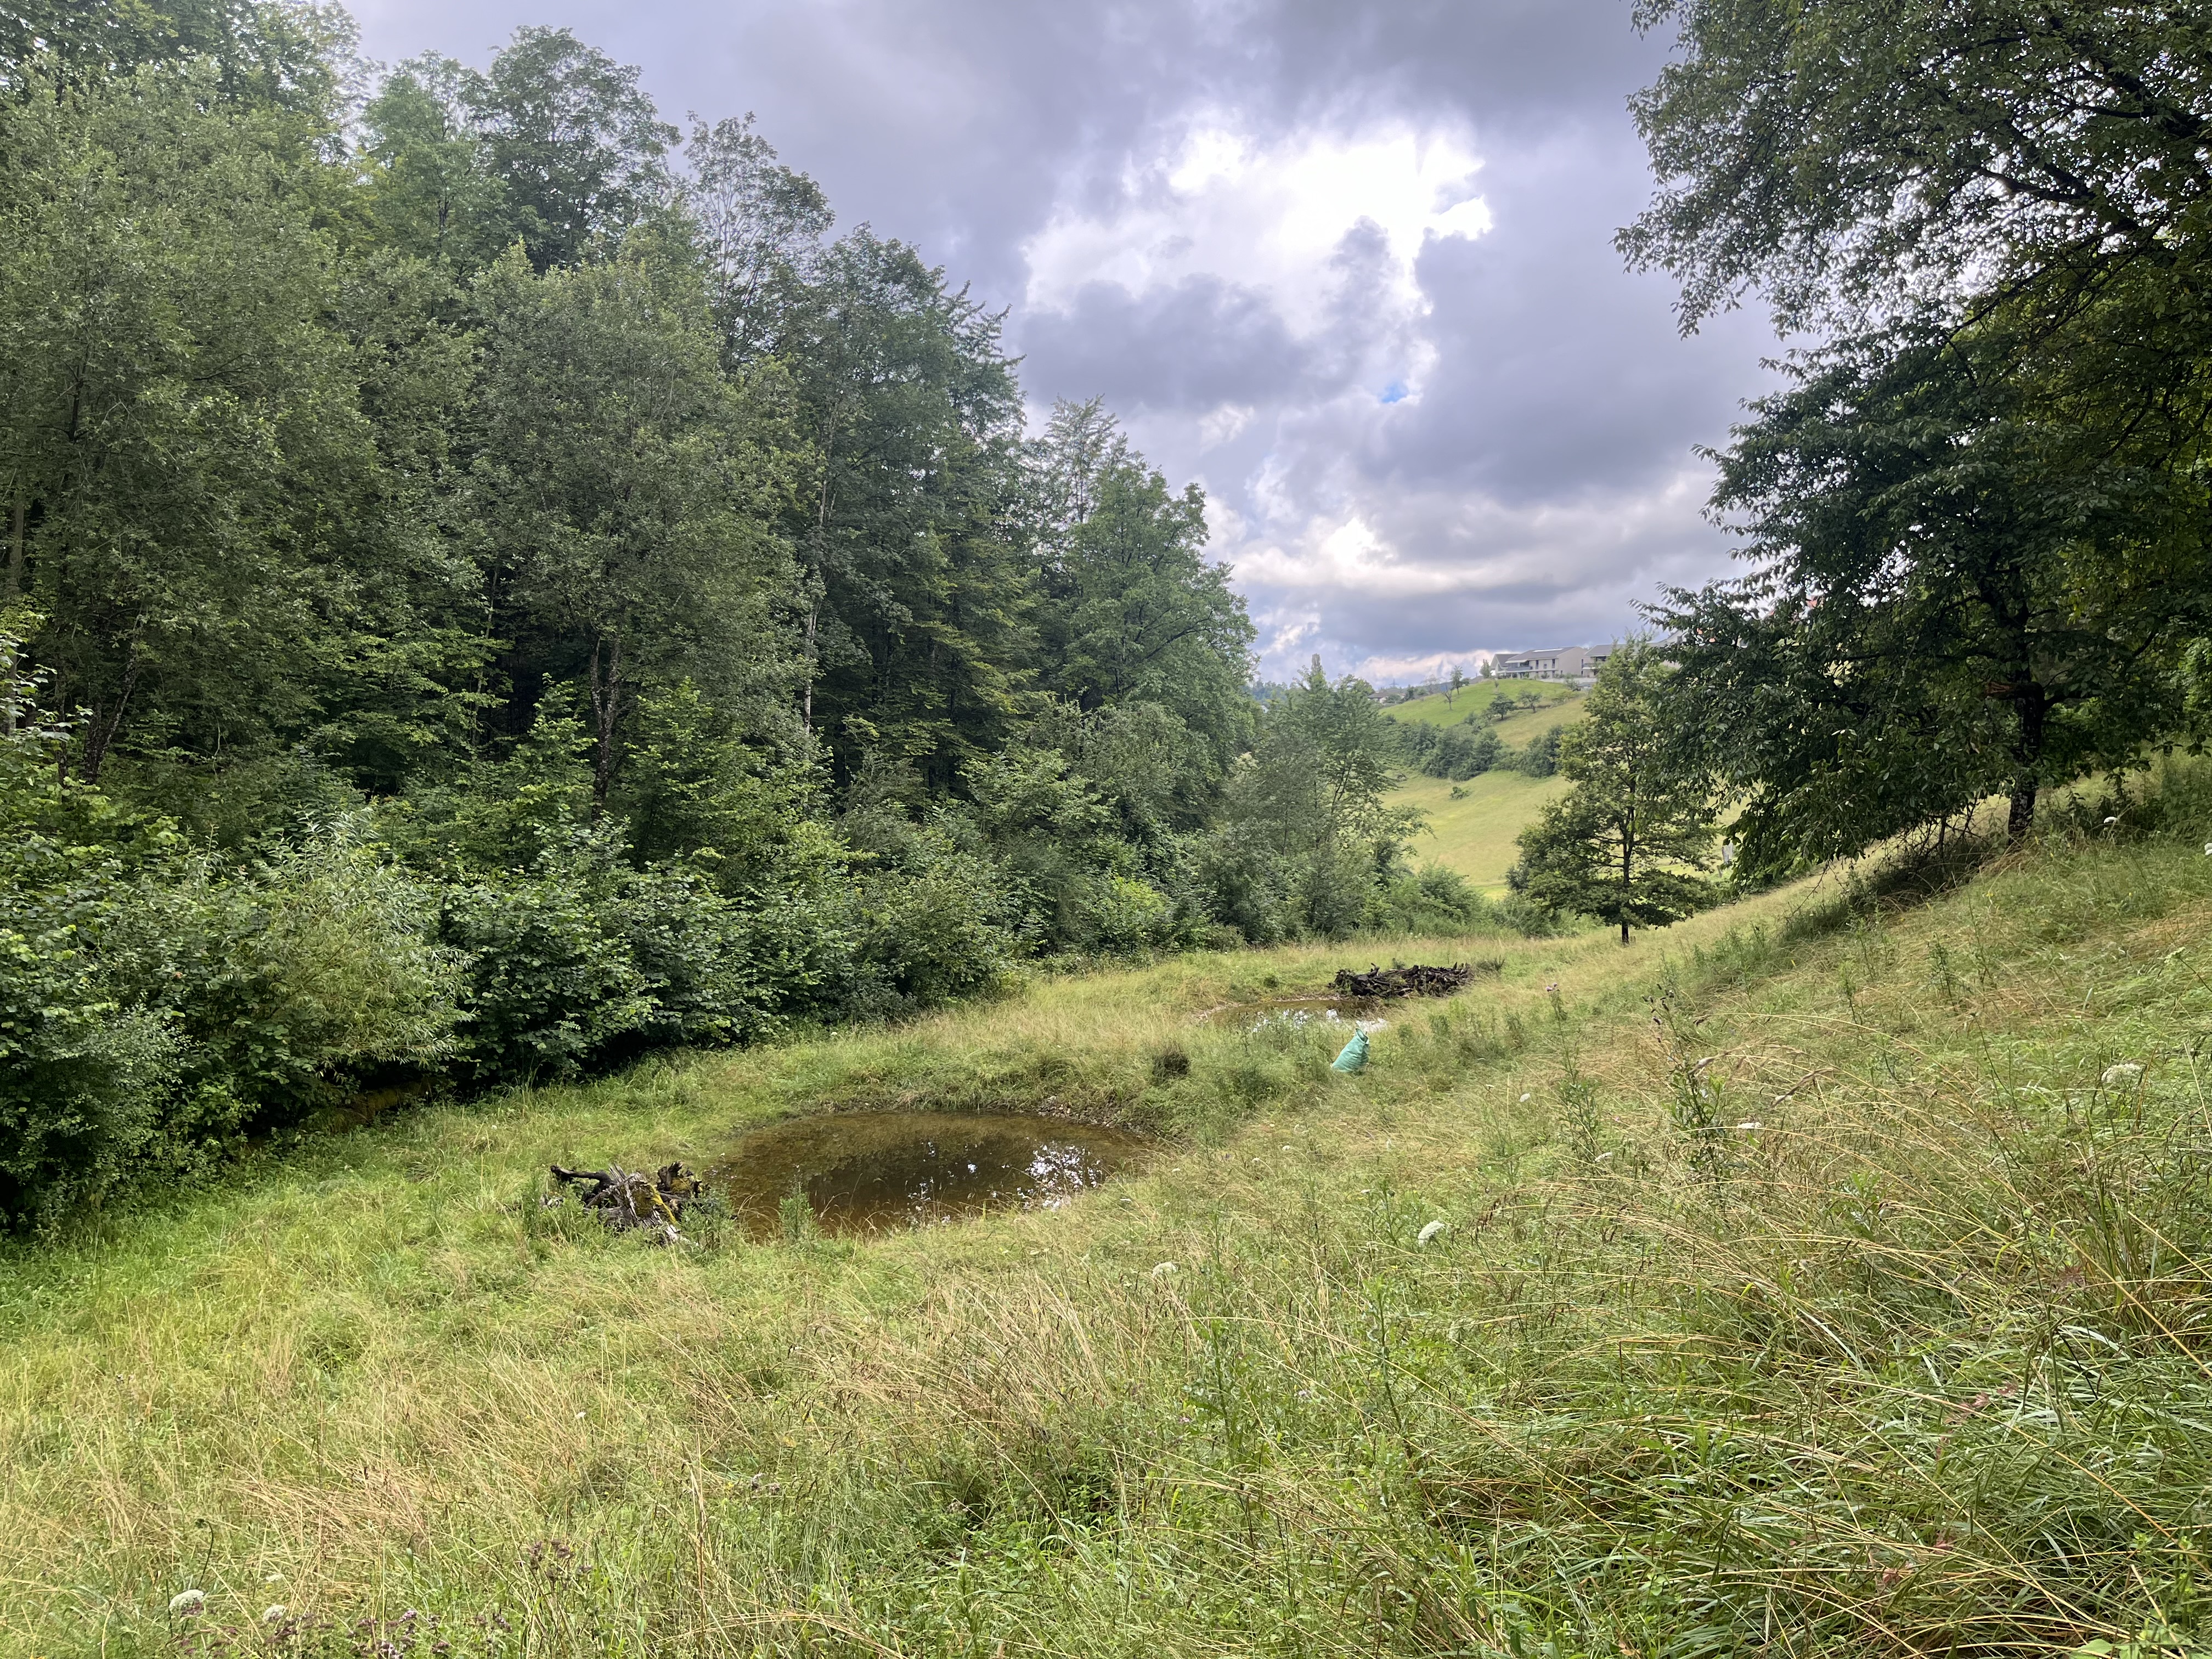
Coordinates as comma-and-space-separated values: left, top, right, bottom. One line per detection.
2006, 680, 2047, 843
79, 653, 140, 785
802, 603, 816, 735
1618, 834, 1634, 946
3, 493, 22, 738
589, 632, 623, 811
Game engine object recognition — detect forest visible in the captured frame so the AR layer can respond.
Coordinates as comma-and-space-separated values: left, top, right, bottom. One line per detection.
8, 0, 2212, 1234
0, 3, 1507, 1225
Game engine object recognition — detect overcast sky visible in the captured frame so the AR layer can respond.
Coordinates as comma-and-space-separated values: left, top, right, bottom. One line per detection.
351, 0, 1781, 684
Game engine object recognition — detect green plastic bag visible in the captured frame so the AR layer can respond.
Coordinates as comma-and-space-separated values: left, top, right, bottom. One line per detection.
1330, 1029, 1369, 1073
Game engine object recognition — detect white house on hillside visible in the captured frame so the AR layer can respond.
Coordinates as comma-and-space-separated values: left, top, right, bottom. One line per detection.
1492, 644, 1612, 684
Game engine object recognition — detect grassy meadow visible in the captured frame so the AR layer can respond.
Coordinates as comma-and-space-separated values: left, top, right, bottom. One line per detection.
1386, 681, 1580, 730
1391, 769, 1571, 891
9, 818, 2212, 1655
1387, 690, 1586, 889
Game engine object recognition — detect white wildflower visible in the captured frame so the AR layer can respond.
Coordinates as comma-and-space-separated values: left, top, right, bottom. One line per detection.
1735, 1121, 1764, 1132
1149, 1261, 1179, 1281
168, 1591, 205, 1616
1417, 1220, 1448, 1247
2102, 1063, 2144, 1088
262, 1605, 287, 1625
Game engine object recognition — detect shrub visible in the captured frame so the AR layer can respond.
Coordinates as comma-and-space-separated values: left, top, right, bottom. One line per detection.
1, 813, 459, 1224
116, 825, 455, 1095
1516, 727, 1563, 777
1423, 726, 1505, 780
439, 826, 823, 1083
1079, 872, 1177, 956
0, 830, 182, 1225
1367, 861, 1494, 934
848, 828, 1025, 1014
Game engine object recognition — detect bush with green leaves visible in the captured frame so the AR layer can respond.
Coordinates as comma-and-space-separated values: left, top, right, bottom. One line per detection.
0, 814, 181, 1227
1515, 726, 1562, 777
1420, 725, 1506, 780
1364, 860, 1494, 935
101, 823, 459, 1117
0, 776, 458, 1222
841, 821, 1026, 1015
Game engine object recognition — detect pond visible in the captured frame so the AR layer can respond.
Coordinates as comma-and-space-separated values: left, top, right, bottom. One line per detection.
715, 1111, 1150, 1238
1196, 996, 1385, 1030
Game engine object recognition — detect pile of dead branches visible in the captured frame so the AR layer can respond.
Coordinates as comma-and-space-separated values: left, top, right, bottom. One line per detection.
546, 1162, 706, 1244
1330, 962, 1487, 998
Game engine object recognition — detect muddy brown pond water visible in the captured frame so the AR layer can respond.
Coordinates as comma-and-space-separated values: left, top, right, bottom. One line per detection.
714, 1112, 1150, 1237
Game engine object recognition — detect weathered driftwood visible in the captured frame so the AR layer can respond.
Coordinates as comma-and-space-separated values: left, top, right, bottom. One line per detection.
1330, 962, 1489, 999
548, 1161, 704, 1244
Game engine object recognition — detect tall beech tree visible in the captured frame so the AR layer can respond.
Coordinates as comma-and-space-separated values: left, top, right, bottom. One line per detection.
1030, 399, 1255, 805
0, 65, 476, 787
1655, 328, 2207, 864
472, 246, 799, 807
466, 27, 676, 272
773, 228, 1032, 786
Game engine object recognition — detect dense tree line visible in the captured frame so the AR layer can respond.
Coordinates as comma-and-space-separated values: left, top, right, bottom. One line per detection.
0, 3, 1481, 1223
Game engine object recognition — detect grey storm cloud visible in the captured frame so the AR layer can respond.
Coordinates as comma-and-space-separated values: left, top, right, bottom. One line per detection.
351, 0, 1782, 681
1015, 275, 1316, 414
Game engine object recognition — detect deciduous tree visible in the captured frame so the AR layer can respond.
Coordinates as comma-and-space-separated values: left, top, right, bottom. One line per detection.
1516, 640, 1716, 944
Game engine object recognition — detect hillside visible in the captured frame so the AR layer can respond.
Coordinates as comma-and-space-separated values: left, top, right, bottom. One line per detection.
1393, 769, 1571, 889
1389, 691, 1587, 888
7, 815, 2212, 1654
1386, 679, 1579, 729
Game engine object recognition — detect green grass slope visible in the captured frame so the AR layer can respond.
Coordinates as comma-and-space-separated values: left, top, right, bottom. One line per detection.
1393, 768, 1570, 889
1387, 679, 1578, 729
1390, 694, 1586, 888
9, 822, 2212, 1655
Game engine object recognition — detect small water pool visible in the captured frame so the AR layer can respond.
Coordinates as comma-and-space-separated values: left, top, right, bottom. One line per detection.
715, 1111, 1149, 1237
1197, 996, 1384, 1030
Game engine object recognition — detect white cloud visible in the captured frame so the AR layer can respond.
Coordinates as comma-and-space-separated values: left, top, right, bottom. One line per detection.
1227, 465, 1728, 679
1351, 648, 1499, 686
1006, 90, 1769, 686
1197, 403, 1256, 449
1022, 117, 1491, 337
1233, 469, 1712, 599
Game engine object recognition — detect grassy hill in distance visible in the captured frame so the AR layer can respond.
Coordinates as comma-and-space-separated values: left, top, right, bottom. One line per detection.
1394, 768, 1570, 890
1385, 678, 1578, 728
1387, 687, 1588, 889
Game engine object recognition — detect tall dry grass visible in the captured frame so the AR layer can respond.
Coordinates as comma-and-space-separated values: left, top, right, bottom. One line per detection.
8, 821, 2212, 1656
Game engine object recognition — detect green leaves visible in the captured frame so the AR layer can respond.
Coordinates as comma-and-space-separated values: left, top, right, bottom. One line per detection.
1515, 640, 1718, 943
1625, 0, 2212, 333
1658, 323, 2207, 867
